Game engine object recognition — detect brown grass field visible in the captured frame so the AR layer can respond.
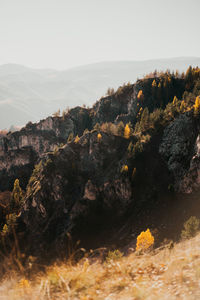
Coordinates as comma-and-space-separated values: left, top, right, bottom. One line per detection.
0, 232, 200, 300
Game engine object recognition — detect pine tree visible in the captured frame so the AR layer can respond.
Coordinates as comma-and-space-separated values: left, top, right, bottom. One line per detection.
117, 121, 125, 136
140, 107, 149, 131
10, 179, 24, 211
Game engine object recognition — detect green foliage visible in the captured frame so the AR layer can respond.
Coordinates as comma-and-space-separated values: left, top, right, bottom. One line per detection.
181, 216, 200, 240
140, 107, 150, 132
149, 108, 164, 129
106, 250, 123, 263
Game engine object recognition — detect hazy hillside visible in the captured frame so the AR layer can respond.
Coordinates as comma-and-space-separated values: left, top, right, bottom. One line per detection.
0, 57, 200, 129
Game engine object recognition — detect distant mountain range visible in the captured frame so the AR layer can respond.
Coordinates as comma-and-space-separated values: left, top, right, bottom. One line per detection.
0, 57, 200, 129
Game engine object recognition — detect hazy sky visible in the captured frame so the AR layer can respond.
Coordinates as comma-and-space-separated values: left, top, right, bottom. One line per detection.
0, 0, 199, 70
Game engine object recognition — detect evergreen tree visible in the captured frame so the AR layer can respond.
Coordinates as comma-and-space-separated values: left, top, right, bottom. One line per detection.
10, 179, 24, 211
117, 121, 125, 136
140, 107, 149, 131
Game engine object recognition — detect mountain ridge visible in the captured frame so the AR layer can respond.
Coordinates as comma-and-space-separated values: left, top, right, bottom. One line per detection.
1, 57, 200, 129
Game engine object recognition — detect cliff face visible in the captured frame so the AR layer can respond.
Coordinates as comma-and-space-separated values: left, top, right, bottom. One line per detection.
20, 111, 200, 250
0, 76, 186, 193
0, 107, 93, 191
2, 70, 200, 252
0, 84, 133, 191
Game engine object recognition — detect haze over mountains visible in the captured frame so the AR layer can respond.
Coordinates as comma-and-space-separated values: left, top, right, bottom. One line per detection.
0, 57, 200, 129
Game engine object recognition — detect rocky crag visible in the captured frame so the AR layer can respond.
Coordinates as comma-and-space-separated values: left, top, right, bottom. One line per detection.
1, 67, 200, 252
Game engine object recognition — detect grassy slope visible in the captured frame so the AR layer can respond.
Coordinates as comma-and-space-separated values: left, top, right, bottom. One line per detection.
0, 233, 200, 300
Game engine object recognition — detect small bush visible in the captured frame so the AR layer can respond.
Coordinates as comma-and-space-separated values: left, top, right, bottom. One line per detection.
106, 250, 123, 263
136, 229, 154, 252
124, 124, 131, 139
74, 135, 80, 143
97, 133, 102, 141
181, 216, 200, 240
121, 165, 128, 173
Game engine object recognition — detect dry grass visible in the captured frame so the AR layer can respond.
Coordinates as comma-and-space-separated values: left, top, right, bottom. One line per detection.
1, 233, 200, 300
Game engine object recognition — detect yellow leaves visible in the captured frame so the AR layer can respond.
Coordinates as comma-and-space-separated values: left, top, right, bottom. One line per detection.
2, 224, 8, 236
121, 165, 128, 173
97, 133, 102, 141
136, 229, 154, 252
74, 135, 80, 143
16, 278, 30, 290
124, 124, 130, 139
152, 79, 157, 87
137, 90, 144, 101
194, 96, 200, 115
82, 259, 90, 272
172, 96, 178, 105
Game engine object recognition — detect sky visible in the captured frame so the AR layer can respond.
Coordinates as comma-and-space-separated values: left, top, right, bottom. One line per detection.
0, 0, 199, 70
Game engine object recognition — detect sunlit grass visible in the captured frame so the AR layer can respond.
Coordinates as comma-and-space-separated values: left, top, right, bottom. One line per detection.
1, 233, 200, 299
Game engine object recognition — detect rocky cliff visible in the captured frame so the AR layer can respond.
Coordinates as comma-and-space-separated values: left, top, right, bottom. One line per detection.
0, 76, 185, 192
1, 67, 200, 252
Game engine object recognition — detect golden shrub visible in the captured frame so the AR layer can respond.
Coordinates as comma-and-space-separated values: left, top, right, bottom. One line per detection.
136, 228, 154, 251
137, 90, 144, 101
17, 278, 30, 289
74, 135, 80, 143
121, 165, 128, 173
124, 124, 130, 139
152, 79, 157, 87
97, 133, 102, 141
194, 96, 200, 115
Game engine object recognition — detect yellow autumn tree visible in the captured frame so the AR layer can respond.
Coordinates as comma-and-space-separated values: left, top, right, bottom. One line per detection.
152, 79, 157, 88
74, 135, 80, 143
97, 133, 102, 141
136, 228, 154, 251
137, 90, 144, 101
194, 96, 200, 115
121, 165, 128, 173
124, 124, 131, 139
173, 96, 178, 105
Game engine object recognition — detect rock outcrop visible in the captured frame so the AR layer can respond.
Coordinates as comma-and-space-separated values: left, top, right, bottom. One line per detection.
159, 113, 198, 191
20, 131, 134, 248
2, 71, 199, 252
